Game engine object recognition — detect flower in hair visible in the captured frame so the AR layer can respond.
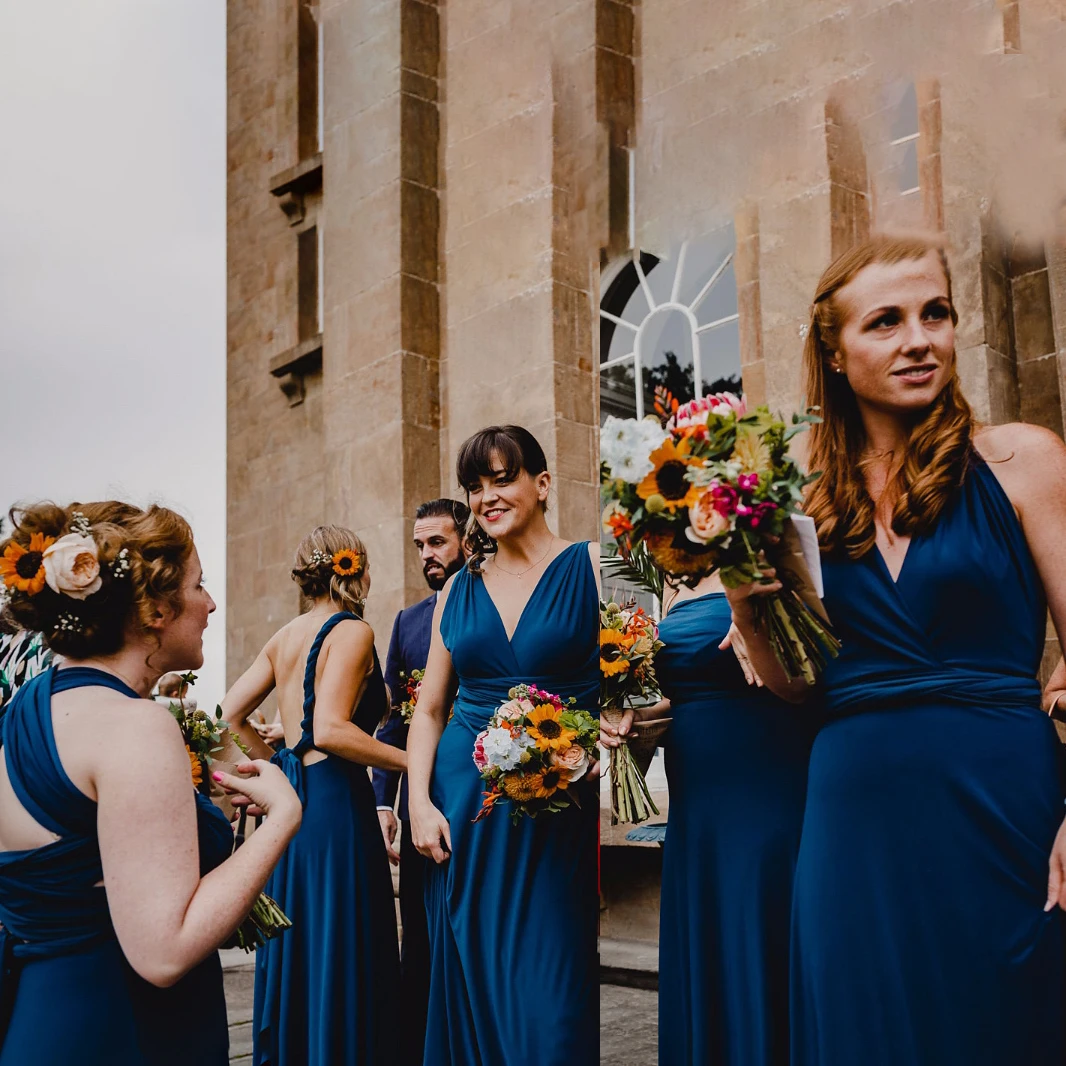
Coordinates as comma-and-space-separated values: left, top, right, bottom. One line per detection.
308, 549, 333, 569
43, 534, 102, 600
0, 533, 55, 596
332, 549, 364, 578
55, 611, 83, 634
69, 512, 92, 537
110, 548, 131, 578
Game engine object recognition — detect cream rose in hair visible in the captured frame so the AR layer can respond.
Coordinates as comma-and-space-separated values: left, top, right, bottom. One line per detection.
42, 534, 102, 600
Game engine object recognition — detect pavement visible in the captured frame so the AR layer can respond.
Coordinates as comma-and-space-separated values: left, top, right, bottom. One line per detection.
221, 949, 255, 1063
601, 984, 659, 1065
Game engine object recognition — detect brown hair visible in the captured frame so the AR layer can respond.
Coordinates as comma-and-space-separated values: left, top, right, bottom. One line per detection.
802, 232, 975, 559
1, 501, 195, 658
291, 526, 370, 616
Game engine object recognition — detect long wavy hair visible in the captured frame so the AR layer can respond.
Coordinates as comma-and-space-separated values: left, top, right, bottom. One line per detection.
803, 233, 975, 558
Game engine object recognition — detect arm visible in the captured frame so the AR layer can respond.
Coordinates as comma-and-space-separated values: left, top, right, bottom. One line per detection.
407, 579, 459, 863
97, 705, 301, 987
1043, 658, 1066, 715
373, 609, 406, 810
722, 565, 811, 703
978, 425, 1066, 910
219, 644, 279, 761
311, 620, 408, 772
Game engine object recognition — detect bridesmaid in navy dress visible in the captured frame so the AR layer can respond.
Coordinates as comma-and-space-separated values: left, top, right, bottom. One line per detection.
729, 233, 1066, 1065
0, 500, 300, 1065
637, 573, 814, 1066
223, 525, 403, 1066
407, 426, 599, 1066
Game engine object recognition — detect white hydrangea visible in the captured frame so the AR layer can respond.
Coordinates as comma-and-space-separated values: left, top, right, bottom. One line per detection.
600, 416, 668, 483
481, 726, 535, 772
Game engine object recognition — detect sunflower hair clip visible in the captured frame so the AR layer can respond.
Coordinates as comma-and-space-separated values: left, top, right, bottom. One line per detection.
0, 532, 56, 597
331, 549, 364, 579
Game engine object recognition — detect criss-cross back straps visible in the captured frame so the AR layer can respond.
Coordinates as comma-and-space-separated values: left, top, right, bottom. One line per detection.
290, 612, 362, 760
2, 667, 139, 839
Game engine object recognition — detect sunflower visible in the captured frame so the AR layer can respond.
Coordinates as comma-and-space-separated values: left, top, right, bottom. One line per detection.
599, 629, 631, 677
0, 533, 55, 595
332, 549, 364, 578
636, 438, 701, 512
186, 745, 203, 788
533, 766, 571, 799
526, 704, 579, 751
730, 428, 773, 478
500, 771, 541, 804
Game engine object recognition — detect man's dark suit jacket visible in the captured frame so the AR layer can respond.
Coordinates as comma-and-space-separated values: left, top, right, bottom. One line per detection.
373, 592, 435, 822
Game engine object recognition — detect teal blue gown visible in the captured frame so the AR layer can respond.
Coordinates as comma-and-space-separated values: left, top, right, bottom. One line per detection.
656, 593, 815, 1065
791, 455, 1066, 1065
254, 612, 400, 1065
424, 543, 598, 1066
0, 667, 232, 1065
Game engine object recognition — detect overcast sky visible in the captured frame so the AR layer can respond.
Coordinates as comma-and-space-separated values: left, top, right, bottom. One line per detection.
0, 1, 227, 702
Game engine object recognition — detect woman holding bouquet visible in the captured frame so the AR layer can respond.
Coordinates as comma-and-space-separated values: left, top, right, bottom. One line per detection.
729, 233, 1066, 1065
407, 425, 599, 1066
0, 501, 301, 1066
610, 566, 815, 1066
222, 526, 403, 1066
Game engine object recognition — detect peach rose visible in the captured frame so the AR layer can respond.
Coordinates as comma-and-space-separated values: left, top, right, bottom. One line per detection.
42, 534, 102, 600
685, 491, 730, 545
549, 743, 589, 782
497, 698, 534, 721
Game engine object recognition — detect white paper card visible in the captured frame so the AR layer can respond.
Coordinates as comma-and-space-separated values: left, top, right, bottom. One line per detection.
790, 514, 824, 600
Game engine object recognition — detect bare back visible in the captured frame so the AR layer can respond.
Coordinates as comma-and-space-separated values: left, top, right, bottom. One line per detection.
265, 612, 373, 766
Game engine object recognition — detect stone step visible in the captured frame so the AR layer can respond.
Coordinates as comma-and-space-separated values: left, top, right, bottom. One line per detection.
599, 936, 659, 991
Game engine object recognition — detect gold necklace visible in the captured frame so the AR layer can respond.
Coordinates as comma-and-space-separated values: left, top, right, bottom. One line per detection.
491, 536, 556, 577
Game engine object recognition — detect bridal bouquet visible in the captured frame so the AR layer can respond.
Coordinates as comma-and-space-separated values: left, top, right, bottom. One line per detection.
601, 600, 665, 825
398, 669, 424, 724
168, 673, 292, 952
601, 391, 839, 684
472, 684, 599, 825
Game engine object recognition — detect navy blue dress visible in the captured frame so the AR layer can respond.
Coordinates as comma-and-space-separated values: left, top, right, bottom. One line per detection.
254, 612, 400, 1065
424, 543, 598, 1066
0, 667, 232, 1066
791, 456, 1066, 1065
656, 593, 815, 1066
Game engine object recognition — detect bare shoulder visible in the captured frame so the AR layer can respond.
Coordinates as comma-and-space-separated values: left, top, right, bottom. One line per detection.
975, 422, 1066, 466
435, 569, 462, 613
324, 616, 375, 651
586, 541, 600, 566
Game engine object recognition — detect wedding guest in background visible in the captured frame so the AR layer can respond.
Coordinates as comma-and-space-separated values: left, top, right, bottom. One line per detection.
0, 501, 300, 1066
374, 497, 469, 1066
728, 233, 1066, 1066
0, 617, 53, 713
222, 526, 403, 1066
408, 426, 599, 1066
154, 670, 196, 710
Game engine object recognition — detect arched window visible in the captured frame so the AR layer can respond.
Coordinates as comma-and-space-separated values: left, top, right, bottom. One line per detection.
599, 231, 742, 424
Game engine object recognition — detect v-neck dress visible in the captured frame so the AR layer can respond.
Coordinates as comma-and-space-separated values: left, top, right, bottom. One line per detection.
791, 456, 1066, 1065
424, 543, 598, 1066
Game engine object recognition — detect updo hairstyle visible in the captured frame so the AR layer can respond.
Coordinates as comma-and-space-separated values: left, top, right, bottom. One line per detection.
291, 526, 370, 615
1, 501, 195, 658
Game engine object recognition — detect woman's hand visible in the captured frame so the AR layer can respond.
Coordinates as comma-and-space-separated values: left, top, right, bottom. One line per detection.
718, 623, 764, 687
722, 560, 783, 623
1047, 815, 1066, 912
411, 800, 452, 864
252, 718, 285, 743
212, 760, 302, 827
600, 708, 636, 750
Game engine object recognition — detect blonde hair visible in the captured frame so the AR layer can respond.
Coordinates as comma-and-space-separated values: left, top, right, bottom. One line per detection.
2, 500, 195, 657
802, 232, 975, 559
291, 525, 370, 615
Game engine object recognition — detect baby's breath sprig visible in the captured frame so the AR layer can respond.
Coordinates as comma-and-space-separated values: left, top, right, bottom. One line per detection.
110, 548, 131, 579
308, 549, 333, 569
55, 611, 83, 633
69, 512, 92, 537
